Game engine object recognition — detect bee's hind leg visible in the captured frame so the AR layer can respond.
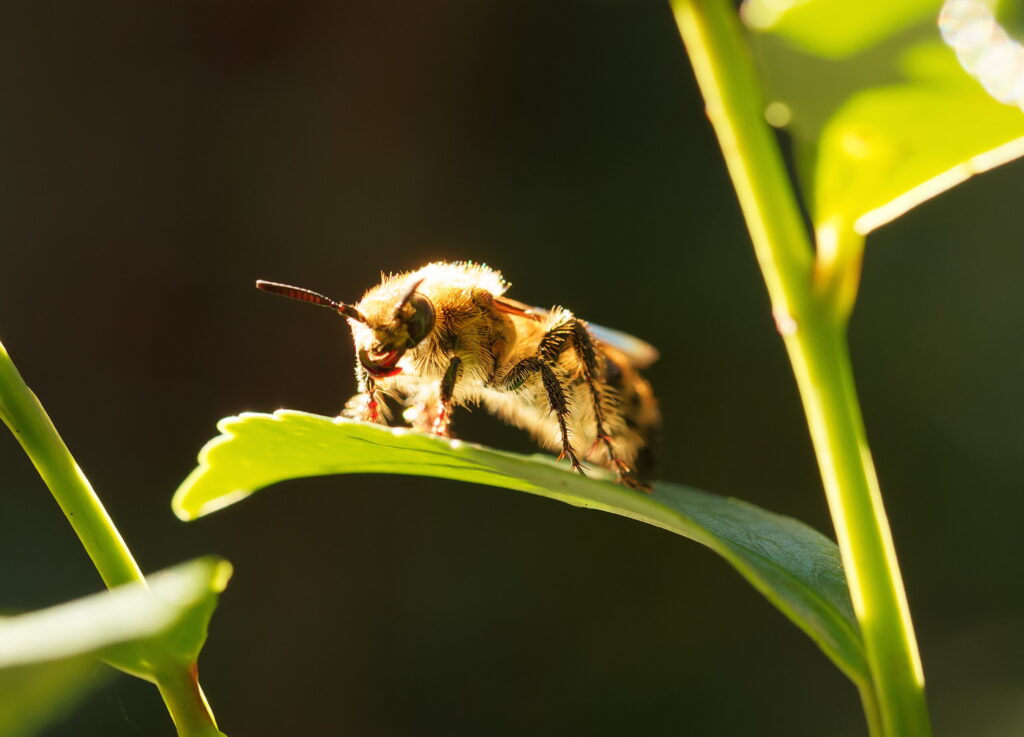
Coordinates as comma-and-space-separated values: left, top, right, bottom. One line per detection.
535, 316, 625, 479
566, 321, 630, 479
502, 356, 585, 476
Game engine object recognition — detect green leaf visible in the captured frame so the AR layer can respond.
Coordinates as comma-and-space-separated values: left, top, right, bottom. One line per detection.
743, 0, 938, 59
0, 557, 231, 737
747, 1, 1024, 234
173, 410, 868, 687
101, 557, 233, 679
0, 659, 106, 737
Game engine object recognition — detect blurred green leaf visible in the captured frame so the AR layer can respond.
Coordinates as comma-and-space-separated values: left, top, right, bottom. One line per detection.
747, 0, 1024, 233
101, 557, 232, 679
0, 557, 230, 737
743, 0, 938, 58
0, 659, 103, 737
174, 410, 868, 686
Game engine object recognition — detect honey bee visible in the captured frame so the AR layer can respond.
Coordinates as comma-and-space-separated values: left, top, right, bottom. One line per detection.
257, 261, 660, 489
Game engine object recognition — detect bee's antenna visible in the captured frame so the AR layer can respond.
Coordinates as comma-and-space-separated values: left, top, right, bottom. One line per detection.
393, 278, 426, 319
256, 280, 366, 323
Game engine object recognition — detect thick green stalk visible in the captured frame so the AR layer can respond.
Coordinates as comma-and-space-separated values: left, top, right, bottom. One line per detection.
0, 337, 222, 737
155, 664, 226, 737
0, 339, 143, 588
669, 1, 932, 736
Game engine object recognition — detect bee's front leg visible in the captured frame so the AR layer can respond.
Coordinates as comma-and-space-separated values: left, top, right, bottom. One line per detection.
342, 391, 386, 423
406, 357, 462, 437
342, 367, 388, 424
432, 357, 463, 436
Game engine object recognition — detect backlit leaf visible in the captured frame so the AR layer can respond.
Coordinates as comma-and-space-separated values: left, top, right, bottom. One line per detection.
174, 410, 868, 687
0, 557, 230, 737
747, 0, 1024, 233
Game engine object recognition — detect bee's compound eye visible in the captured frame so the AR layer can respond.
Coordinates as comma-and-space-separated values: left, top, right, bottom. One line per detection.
405, 293, 435, 346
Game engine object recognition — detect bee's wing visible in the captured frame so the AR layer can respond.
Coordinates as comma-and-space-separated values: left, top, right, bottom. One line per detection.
493, 295, 541, 321
587, 321, 660, 369
493, 296, 659, 369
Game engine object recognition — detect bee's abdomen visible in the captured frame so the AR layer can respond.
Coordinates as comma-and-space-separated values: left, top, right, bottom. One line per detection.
601, 348, 660, 480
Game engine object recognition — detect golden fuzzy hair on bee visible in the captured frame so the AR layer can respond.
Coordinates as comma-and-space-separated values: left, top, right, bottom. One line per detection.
257, 260, 659, 490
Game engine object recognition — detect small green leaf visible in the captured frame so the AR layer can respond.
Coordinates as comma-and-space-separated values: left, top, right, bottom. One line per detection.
174, 410, 868, 687
812, 42, 1024, 234
748, 1, 1024, 233
102, 557, 232, 679
743, 0, 938, 59
0, 557, 231, 737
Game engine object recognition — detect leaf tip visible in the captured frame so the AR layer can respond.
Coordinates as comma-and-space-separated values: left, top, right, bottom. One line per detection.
173, 487, 253, 521
154, 556, 234, 597
208, 558, 234, 593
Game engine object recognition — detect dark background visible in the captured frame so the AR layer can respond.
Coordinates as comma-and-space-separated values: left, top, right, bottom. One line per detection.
3, 1, 1024, 735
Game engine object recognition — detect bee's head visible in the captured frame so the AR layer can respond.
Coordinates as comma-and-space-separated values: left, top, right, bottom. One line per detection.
255, 277, 435, 379
353, 278, 435, 378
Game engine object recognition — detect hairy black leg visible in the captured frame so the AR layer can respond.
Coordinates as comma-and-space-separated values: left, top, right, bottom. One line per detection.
430, 356, 462, 436
537, 316, 624, 477
569, 322, 627, 476
537, 319, 574, 365
504, 356, 584, 474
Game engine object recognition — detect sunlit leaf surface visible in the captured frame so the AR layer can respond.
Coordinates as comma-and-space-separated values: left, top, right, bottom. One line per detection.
174, 410, 868, 685
0, 557, 230, 737
743, 0, 939, 58
746, 0, 1024, 233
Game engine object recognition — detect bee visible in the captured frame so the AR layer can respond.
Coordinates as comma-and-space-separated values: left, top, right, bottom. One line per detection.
256, 261, 660, 489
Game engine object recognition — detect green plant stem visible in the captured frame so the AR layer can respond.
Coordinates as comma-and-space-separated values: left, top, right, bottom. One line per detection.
669, 2, 932, 736
0, 337, 223, 737
0, 338, 143, 588
154, 664, 225, 737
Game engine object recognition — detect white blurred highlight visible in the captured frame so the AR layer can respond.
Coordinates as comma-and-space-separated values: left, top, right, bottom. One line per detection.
940, 0, 1024, 108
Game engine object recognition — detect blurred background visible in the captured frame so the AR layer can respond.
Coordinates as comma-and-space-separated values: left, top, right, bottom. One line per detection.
3, 1, 1024, 735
